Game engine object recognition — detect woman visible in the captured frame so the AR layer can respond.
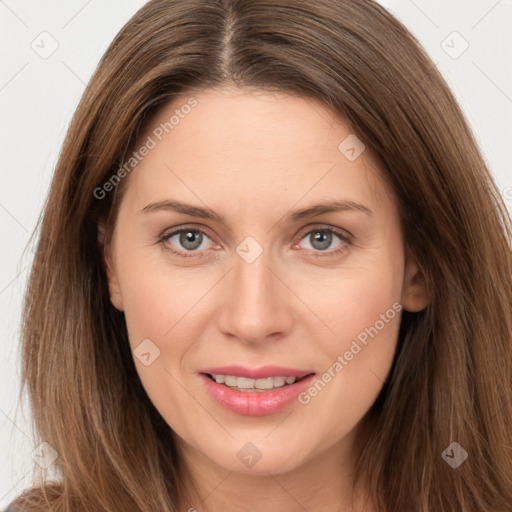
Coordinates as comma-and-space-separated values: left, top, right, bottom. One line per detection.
7, 0, 512, 510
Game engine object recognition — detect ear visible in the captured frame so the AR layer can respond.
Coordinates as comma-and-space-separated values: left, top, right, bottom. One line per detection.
401, 252, 429, 312
98, 222, 124, 311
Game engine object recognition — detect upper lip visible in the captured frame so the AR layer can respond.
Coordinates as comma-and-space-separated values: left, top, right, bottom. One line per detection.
200, 365, 314, 380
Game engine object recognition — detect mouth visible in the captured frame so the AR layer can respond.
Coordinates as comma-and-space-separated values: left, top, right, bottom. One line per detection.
199, 366, 316, 416
203, 372, 313, 392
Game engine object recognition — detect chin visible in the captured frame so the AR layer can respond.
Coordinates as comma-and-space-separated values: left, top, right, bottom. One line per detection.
204, 439, 310, 476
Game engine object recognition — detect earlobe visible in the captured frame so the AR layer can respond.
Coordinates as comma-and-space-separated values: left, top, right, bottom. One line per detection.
98, 223, 124, 312
401, 256, 429, 313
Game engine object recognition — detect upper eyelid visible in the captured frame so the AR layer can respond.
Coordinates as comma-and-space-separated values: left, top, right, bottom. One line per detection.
160, 223, 352, 248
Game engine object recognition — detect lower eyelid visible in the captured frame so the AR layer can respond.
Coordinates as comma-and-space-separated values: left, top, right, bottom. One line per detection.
160, 227, 351, 256
162, 229, 215, 253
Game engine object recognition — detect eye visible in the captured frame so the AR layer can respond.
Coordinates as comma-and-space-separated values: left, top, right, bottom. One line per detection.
157, 224, 351, 258
294, 225, 351, 256
159, 227, 216, 257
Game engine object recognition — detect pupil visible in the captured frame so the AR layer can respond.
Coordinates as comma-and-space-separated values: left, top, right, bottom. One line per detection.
178, 231, 332, 252
180, 231, 202, 250
312, 231, 331, 250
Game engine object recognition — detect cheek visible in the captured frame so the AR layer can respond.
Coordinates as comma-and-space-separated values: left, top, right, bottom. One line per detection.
116, 252, 210, 349
294, 252, 403, 442
116, 260, 207, 417
306, 247, 403, 350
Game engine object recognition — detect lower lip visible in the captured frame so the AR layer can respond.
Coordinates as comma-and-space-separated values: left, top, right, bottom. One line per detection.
200, 373, 316, 416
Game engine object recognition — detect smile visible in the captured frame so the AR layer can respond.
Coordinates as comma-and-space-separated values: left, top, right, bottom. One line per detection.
208, 373, 304, 391
199, 366, 316, 416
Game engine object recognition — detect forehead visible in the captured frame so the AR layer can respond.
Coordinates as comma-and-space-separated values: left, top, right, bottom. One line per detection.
121, 86, 392, 216
146, 86, 350, 162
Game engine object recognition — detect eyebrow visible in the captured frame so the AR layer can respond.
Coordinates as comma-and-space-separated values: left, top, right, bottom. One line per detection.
140, 199, 373, 226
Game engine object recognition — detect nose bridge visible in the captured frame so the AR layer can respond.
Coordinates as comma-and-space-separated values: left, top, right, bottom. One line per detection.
234, 250, 274, 307
218, 240, 291, 343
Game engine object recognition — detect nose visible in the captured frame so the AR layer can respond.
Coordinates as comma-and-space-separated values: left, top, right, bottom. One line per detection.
216, 245, 294, 346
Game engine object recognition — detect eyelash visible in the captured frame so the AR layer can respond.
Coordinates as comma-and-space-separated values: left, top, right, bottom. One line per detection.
156, 224, 353, 259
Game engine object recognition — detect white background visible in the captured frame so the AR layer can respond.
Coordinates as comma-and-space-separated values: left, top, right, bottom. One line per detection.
1, 0, 511, 507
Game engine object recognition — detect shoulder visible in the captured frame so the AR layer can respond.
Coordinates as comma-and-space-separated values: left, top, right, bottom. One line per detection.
3, 499, 51, 511
3, 483, 63, 511
3, 505, 20, 512
3, 503, 26, 512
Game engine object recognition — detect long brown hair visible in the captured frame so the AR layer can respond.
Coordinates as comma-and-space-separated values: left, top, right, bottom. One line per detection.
11, 0, 512, 510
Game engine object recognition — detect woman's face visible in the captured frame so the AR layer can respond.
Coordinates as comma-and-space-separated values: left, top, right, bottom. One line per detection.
103, 86, 427, 477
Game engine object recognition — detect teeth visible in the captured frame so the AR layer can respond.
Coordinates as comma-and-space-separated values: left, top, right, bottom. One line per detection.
272, 377, 286, 388
255, 377, 274, 390
211, 374, 298, 391
224, 375, 238, 387
238, 377, 255, 389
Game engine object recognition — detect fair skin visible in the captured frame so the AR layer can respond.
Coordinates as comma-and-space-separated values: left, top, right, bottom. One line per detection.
101, 86, 428, 512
